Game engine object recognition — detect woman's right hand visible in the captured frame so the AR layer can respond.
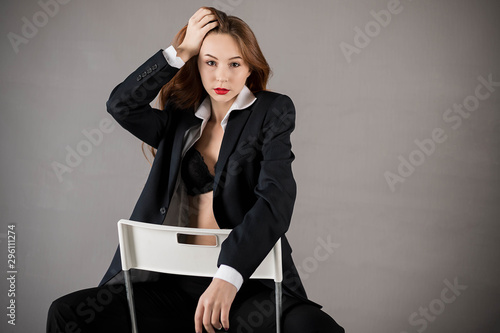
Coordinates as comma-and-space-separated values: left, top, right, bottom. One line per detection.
175, 7, 219, 63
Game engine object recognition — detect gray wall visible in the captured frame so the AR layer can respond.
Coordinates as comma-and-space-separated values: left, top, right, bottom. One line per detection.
1, 0, 499, 332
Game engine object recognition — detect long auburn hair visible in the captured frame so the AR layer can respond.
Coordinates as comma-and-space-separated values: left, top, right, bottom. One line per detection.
141, 6, 272, 164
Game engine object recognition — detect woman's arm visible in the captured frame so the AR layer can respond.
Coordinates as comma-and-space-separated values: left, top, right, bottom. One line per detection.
106, 7, 218, 149
218, 94, 297, 281
105, 48, 182, 149
195, 94, 297, 333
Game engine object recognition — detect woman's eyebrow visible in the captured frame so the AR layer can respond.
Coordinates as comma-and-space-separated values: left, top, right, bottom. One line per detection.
204, 54, 242, 60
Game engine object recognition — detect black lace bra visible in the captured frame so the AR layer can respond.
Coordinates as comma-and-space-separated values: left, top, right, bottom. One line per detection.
181, 145, 217, 196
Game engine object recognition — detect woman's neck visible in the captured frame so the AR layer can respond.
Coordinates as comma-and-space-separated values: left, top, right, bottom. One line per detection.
209, 97, 236, 124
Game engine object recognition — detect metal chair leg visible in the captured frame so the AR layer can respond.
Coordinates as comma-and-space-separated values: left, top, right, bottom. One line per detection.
124, 270, 138, 333
275, 281, 282, 333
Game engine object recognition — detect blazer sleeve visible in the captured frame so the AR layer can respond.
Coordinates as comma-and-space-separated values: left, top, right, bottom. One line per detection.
217, 94, 297, 282
105, 49, 181, 149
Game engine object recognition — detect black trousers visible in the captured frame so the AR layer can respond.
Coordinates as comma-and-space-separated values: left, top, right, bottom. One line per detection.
47, 272, 344, 333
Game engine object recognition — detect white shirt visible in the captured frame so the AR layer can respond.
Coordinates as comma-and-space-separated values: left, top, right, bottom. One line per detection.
160, 45, 257, 291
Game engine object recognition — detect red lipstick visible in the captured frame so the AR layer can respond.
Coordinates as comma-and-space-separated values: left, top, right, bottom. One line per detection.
214, 88, 229, 95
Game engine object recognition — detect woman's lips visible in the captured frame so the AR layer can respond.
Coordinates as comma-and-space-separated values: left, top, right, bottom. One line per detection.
214, 88, 229, 95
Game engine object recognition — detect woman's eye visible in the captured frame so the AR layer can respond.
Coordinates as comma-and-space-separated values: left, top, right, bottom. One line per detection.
205, 61, 241, 68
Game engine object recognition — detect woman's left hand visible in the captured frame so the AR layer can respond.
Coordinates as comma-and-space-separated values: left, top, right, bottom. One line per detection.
195, 278, 237, 333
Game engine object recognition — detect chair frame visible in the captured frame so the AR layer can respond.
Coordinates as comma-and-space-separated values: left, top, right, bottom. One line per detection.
117, 219, 283, 333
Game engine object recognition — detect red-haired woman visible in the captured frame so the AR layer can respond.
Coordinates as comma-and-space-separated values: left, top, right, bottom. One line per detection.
47, 7, 344, 333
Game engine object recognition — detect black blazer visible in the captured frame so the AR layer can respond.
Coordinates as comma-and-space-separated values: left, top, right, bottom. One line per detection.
100, 48, 322, 309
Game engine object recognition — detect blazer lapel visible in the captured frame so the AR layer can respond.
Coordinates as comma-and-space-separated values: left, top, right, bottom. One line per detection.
213, 108, 252, 193
167, 110, 201, 200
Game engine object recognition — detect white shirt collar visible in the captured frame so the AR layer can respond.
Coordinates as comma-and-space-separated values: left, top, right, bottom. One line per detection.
194, 84, 257, 133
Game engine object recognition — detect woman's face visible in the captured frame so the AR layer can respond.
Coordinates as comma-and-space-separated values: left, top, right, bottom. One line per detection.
197, 33, 251, 109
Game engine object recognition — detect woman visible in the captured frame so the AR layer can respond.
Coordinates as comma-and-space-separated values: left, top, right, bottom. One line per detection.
47, 7, 344, 333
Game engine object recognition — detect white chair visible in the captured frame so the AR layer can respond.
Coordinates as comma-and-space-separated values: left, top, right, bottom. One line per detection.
117, 219, 283, 333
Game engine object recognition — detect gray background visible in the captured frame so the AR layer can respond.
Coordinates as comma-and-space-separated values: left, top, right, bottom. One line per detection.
1, 0, 499, 332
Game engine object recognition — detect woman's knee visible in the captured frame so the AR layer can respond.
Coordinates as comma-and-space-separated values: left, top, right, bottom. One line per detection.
46, 285, 127, 333
47, 292, 84, 333
282, 304, 345, 333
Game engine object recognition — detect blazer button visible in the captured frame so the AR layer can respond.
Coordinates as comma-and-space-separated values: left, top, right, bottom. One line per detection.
147, 67, 152, 74
152, 64, 158, 70
141, 71, 147, 77
136, 75, 142, 81
160, 207, 166, 214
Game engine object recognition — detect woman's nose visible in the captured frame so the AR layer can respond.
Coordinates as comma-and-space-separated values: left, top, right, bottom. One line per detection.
216, 68, 229, 82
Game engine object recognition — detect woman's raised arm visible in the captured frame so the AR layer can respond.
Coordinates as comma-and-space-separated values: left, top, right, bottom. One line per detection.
106, 7, 219, 149
105, 49, 180, 149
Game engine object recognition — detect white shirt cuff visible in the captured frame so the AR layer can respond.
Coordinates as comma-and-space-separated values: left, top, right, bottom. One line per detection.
213, 264, 244, 291
162, 45, 185, 69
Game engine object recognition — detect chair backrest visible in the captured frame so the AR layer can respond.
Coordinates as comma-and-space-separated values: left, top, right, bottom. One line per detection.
117, 219, 283, 282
